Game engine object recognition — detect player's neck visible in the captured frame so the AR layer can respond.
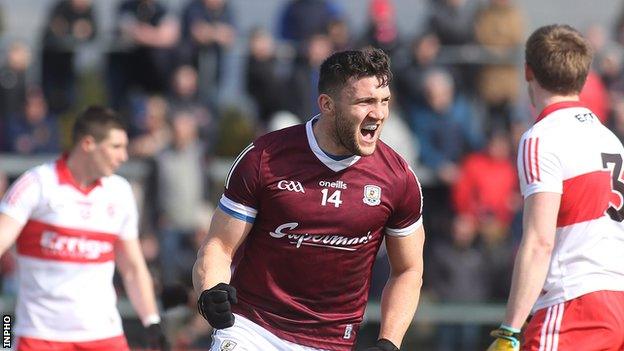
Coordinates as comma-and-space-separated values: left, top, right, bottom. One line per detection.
532, 85, 580, 115
313, 115, 353, 156
66, 152, 100, 188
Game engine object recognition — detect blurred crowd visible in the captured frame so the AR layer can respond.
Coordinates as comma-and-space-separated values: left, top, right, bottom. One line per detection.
1, 0, 624, 349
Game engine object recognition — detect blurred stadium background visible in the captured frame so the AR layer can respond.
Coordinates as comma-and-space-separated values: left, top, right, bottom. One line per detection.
0, 0, 622, 350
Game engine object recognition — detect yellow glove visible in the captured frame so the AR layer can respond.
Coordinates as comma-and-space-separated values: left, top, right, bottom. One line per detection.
487, 325, 520, 351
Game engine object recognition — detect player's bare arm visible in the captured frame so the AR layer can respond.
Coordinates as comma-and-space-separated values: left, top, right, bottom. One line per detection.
192, 207, 253, 294
378, 224, 425, 348
115, 238, 160, 325
0, 213, 23, 255
504, 192, 560, 328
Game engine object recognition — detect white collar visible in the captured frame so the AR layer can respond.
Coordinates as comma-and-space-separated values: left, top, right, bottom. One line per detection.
305, 115, 361, 172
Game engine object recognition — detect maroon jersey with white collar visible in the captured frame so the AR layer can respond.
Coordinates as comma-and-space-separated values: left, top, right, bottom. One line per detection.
219, 118, 423, 350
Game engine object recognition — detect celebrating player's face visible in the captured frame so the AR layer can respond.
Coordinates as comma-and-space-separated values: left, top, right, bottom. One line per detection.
91, 129, 129, 177
334, 76, 390, 156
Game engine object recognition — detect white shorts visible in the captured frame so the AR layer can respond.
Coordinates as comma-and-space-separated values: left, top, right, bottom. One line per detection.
210, 313, 328, 351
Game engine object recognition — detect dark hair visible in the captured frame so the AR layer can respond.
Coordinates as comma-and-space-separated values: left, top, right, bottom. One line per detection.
72, 106, 126, 145
318, 47, 392, 96
525, 24, 593, 94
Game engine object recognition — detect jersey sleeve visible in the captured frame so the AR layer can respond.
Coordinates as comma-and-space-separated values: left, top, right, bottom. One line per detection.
385, 166, 423, 237
0, 170, 42, 225
219, 143, 261, 223
119, 180, 139, 240
517, 133, 563, 198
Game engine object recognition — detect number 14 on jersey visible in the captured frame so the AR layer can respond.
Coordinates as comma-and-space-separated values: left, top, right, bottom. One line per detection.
321, 189, 343, 208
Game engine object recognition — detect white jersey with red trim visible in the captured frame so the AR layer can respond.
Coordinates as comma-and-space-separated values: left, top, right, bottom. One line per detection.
518, 101, 624, 312
0, 157, 138, 341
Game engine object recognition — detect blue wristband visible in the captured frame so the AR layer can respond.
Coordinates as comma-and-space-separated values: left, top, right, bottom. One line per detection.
498, 324, 521, 347
500, 324, 521, 334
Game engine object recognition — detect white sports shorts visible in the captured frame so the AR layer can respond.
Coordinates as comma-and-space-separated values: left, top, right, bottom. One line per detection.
210, 313, 328, 351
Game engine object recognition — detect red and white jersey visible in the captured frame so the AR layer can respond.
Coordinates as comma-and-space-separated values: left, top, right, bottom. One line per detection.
0, 156, 138, 341
518, 101, 624, 312
219, 118, 423, 350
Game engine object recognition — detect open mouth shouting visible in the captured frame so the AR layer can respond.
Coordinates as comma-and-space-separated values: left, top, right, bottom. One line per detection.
360, 122, 380, 144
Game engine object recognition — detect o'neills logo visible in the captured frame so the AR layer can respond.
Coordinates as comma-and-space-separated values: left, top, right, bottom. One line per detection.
269, 222, 372, 251
40, 231, 114, 260
319, 180, 347, 189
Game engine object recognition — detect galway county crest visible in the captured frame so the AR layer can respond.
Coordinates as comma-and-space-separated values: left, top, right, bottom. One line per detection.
220, 340, 237, 351
363, 185, 381, 206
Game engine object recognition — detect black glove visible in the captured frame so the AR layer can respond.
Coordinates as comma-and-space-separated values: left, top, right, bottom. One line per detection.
364, 338, 399, 351
145, 323, 170, 351
197, 282, 237, 329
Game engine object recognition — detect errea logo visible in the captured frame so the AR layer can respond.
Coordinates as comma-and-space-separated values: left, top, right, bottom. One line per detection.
277, 180, 305, 193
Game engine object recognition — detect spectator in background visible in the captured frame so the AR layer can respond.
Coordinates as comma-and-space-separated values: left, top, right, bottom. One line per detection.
452, 130, 519, 300
277, 0, 343, 54
360, 0, 400, 57
245, 27, 287, 129
156, 110, 208, 286
168, 65, 214, 141
40, 0, 97, 114
127, 95, 172, 158
327, 18, 352, 52
451, 127, 518, 295
8, 88, 61, 155
609, 96, 624, 145
287, 33, 334, 121
426, 0, 479, 93
168, 65, 202, 113
180, 0, 235, 108
594, 43, 624, 96
428, 0, 477, 46
395, 31, 442, 114
613, 3, 624, 48
473, 0, 525, 131
581, 24, 612, 124
579, 70, 610, 124
0, 41, 32, 151
407, 68, 483, 185
452, 128, 519, 228
427, 214, 491, 351
109, 0, 179, 110
586, 22, 610, 60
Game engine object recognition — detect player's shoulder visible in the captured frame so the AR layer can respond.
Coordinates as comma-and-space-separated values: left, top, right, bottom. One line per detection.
374, 140, 416, 178
521, 112, 565, 142
599, 122, 624, 150
103, 174, 133, 191
25, 161, 57, 185
376, 140, 409, 165
252, 123, 306, 151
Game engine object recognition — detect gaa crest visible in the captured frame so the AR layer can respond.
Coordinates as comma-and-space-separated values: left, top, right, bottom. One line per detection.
363, 185, 381, 206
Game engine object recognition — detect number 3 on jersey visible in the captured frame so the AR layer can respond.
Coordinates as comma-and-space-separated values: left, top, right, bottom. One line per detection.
602, 153, 624, 222
321, 189, 343, 207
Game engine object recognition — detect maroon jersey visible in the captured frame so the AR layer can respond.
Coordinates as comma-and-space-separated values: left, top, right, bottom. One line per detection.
219, 118, 423, 350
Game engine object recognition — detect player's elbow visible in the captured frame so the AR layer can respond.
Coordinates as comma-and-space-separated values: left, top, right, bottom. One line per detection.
525, 231, 555, 256
390, 266, 423, 287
